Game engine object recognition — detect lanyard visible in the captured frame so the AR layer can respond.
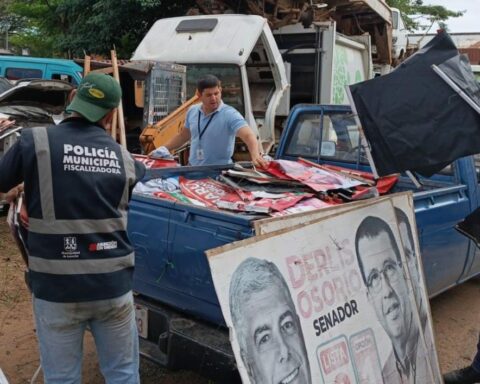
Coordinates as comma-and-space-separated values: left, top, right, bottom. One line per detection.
197, 110, 217, 141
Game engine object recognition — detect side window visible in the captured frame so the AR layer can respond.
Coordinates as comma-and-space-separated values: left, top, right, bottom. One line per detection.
5, 67, 42, 80
392, 10, 399, 30
52, 73, 74, 83
285, 114, 321, 157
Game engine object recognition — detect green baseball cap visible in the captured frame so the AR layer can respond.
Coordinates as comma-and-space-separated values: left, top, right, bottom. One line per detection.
66, 72, 122, 122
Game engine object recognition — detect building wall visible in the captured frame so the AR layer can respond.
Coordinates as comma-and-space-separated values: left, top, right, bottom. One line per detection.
408, 32, 480, 49
408, 32, 480, 64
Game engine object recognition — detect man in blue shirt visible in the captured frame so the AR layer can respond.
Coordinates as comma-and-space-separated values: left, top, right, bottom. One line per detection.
155, 75, 266, 167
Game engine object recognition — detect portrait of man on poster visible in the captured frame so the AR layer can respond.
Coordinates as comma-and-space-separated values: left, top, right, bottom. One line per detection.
229, 257, 312, 384
395, 207, 441, 383
355, 215, 433, 384
394, 207, 427, 327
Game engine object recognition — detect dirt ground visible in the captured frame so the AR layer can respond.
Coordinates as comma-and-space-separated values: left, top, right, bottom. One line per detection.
0, 217, 479, 383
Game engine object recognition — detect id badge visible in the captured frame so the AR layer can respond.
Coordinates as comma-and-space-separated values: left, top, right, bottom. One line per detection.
196, 147, 205, 160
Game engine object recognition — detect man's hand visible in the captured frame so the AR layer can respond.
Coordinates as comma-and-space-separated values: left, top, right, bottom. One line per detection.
236, 126, 270, 169
5, 184, 23, 204
149, 146, 174, 159
251, 153, 269, 169
3, 184, 28, 229
0, 118, 15, 132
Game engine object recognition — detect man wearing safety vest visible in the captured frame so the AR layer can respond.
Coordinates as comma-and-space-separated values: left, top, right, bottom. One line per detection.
0, 72, 145, 383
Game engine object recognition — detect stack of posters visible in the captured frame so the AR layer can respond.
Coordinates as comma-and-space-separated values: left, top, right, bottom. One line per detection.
133, 159, 399, 216
207, 192, 442, 384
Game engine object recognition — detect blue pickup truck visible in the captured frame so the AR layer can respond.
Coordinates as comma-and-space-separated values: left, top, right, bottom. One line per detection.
128, 104, 480, 381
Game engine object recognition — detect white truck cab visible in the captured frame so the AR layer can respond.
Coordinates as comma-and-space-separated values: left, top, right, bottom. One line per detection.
132, 14, 372, 152
391, 7, 409, 60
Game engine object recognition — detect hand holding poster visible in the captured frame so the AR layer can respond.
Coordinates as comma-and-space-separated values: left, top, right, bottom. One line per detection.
207, 194, 441, 383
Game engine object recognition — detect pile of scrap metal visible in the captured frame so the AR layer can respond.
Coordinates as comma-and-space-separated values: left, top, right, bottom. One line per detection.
187, 0, 332, 29
188, 0, 393, 64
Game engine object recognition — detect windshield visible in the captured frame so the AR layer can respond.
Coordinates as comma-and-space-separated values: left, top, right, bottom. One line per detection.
284, 112, 368, 165
185, 64, 244, 115
284, 111, 456, 176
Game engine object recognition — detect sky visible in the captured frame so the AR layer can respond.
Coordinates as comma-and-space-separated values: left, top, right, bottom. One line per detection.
415, 0, 480, 33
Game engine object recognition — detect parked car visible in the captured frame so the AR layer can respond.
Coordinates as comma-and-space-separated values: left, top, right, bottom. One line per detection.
0, 56, 82, 85
391, 7, 409, 60
0, 79, 74, 210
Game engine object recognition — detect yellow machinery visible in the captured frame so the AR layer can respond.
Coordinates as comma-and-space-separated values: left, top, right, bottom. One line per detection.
139, 94, 200, 155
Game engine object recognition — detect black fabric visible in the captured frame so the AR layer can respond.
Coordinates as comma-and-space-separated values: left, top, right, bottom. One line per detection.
29, 268, 134, 303
350, 31, 480, 177
438, 54, 480, 106
456, 207, 480, 248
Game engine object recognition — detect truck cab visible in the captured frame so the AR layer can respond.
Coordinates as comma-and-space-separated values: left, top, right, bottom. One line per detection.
391, 7, 409, 60
132, 15, 288, 152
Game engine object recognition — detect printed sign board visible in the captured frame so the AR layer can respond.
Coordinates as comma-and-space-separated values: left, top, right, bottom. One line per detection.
207, 195, 441, 384
391, 193, 442, 383
254, 197, 381, 235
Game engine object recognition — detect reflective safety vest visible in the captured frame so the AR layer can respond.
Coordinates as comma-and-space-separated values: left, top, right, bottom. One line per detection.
19, 119, 145, 302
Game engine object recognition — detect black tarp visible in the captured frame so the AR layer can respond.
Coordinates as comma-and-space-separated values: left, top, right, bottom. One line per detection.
456, 206, 480, 249
349, 31, 480, 177
438, 54, 480, 106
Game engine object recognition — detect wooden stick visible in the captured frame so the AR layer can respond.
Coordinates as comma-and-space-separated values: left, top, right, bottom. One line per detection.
111, 49, 127, 147
84, 55, 91, 76
111, 109, 118, 141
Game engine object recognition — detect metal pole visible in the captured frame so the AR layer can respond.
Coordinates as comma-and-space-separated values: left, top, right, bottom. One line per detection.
432, 64, 480, 115
313, 24, 323, 104
345, 85, 379, 178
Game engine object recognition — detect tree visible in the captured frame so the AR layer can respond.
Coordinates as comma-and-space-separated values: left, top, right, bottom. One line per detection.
5, 0, 195, 58
4, 0, 464, 58
0, 0, 28, 51
385, 0, 464, 32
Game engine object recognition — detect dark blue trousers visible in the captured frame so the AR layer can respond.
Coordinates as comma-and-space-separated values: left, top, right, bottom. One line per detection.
474, 335, 480, 372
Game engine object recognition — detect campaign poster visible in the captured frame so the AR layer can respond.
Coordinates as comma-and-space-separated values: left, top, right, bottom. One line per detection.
391, 194, 443, 383
207, 197, 439, 384
254, 195, 391, 235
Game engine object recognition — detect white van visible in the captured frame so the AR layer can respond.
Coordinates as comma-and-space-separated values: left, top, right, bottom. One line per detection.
391, 8, 409, 60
